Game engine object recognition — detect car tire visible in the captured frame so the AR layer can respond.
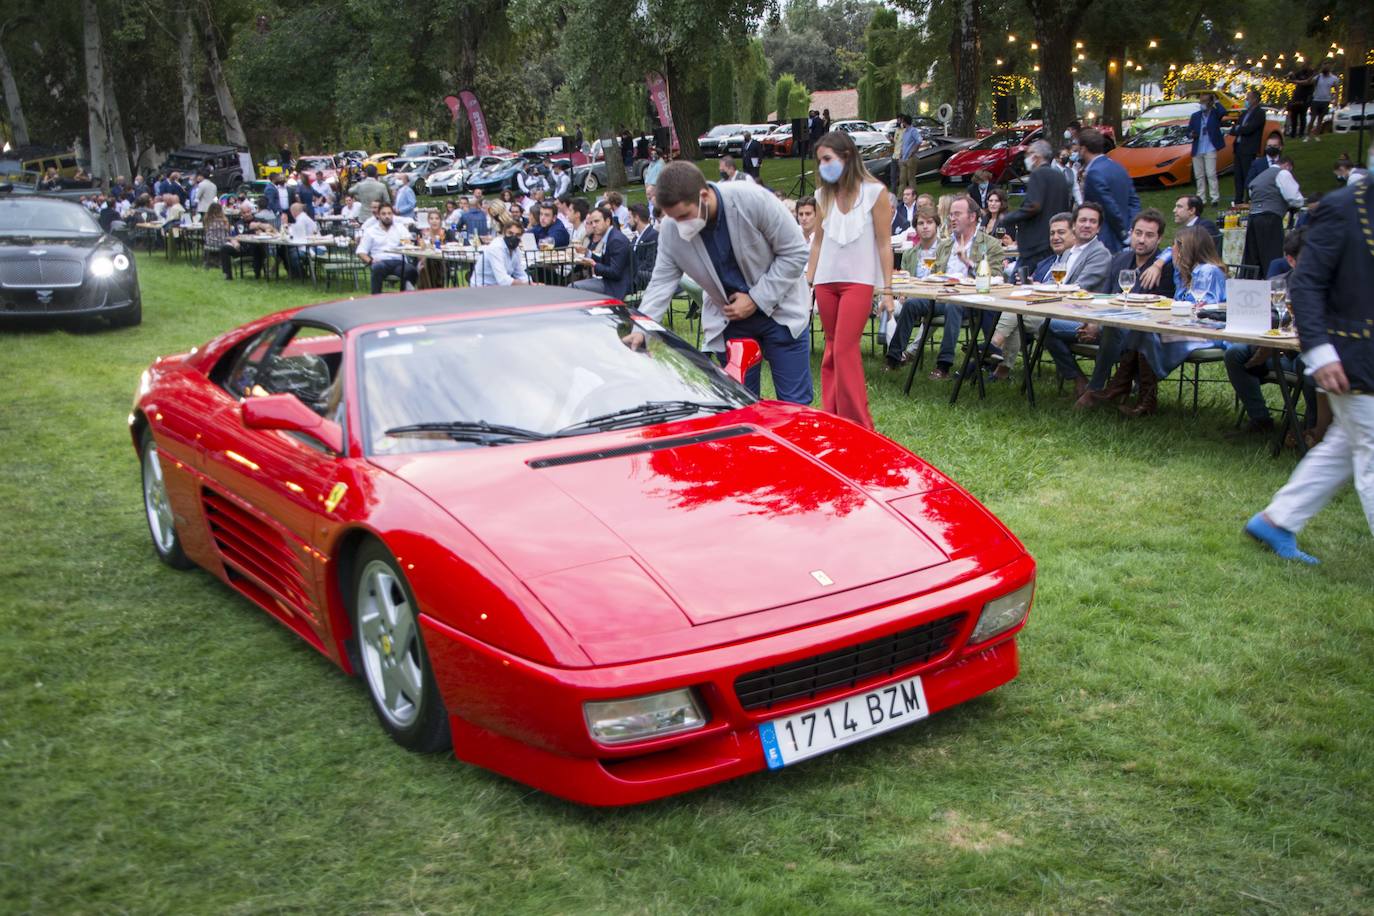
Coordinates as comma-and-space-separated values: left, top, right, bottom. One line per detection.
583, 172, 600, 192
109, 297, 142, 328
140, 428, 193, 570
350, 540, 451, 753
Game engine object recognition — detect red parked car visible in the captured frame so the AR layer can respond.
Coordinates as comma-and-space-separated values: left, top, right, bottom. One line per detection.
131, 287, 1036, 805
940, 127, 1044, 185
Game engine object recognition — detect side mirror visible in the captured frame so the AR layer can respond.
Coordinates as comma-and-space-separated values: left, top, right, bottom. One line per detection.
242, 394, 343, 454
723, 338, 762, 385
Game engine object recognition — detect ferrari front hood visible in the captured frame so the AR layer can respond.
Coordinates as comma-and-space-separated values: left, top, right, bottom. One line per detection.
375, 418, 950, 632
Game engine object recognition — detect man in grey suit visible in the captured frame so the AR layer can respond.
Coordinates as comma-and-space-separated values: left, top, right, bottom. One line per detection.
987, 202, 1112, 381
631, 162, 813, 403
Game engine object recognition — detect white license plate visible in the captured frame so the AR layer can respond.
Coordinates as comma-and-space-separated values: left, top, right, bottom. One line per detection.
946, 175, 964, 183
758, 675, 929, 769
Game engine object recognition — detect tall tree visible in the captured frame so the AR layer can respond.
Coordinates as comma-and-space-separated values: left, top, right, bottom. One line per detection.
1027, 0, 1095, 145
199, 1, 247, 147
949, 0, 981, 136
0, 18, 29, 147
710, 53, 736, 125
858, 7, 901, 122
81, 0, 112, 179
176, 12, 200, 145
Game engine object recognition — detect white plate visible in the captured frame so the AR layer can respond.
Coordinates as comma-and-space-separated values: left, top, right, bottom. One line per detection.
1032, 283, 1079, 293
758, 674, 929, 769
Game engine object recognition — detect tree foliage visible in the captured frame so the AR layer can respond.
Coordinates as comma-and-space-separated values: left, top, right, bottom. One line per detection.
857, 7, 901, 122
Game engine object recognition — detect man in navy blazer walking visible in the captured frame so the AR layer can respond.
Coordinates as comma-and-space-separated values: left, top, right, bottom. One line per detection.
1229, 89, 1266, 204
1188, 92, 1226, 205
1078, 128, 1139, 253
1246, 174, 1374, 563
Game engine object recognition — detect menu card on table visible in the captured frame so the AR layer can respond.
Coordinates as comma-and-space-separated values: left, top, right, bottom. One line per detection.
1225, 279, 1271, 336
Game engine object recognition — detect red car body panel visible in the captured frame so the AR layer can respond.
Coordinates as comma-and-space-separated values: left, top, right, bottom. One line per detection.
132, 290, 1035, 805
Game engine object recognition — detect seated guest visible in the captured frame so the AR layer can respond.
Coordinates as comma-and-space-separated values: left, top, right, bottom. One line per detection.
203, 202, 232, 279
284, 202, 321, 278
566, 197, 590, 245
797, 196, 818, 245
1172, 194, 1221, 253
1107, 226, 1227, 416
356, 203, 418, 294
1225, 230, 1323, 437
311, 171, 334, 216
221, 201, 276, 279
509, 202, 526, 228
339, 194, 362, 221
901, 196, 1002, 380
626, 203, 658, 292
1067, 208, 1176, 403
530, 203, 570, 248
161, 193, 186, 227
891, 186, 919, 235
441, 200, 460, 228
415, 211, 453, 289
884, 206, 942, 370
472, 209, 531, 287
571, 205, 632, 299
989, 202, 1112, 377
602, 190, 630, 229
982, 188, 1016, 246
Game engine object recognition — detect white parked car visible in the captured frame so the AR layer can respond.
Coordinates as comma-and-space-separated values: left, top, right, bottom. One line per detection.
424, 156, 508, 195
1332, 102, 1374, 133
831, 119, 891, 153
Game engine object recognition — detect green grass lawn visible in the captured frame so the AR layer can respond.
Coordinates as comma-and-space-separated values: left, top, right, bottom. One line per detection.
2, 137, 1371, 912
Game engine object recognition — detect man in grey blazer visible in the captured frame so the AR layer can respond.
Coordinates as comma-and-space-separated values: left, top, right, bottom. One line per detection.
632, 162, 813, 403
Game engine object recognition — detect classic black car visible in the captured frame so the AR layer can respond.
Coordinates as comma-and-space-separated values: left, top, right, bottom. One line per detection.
158, 144, 247, 190
0, 196, 141, 327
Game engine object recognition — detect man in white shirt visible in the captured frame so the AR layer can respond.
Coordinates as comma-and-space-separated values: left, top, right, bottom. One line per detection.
472, 219, 531, 287
1244, 156, 1305, 268
339, 194, 362, 221
194, 170, 217, 215
310, 173, 334, 216
283, 203, 321, 278
356, 203, 418, 294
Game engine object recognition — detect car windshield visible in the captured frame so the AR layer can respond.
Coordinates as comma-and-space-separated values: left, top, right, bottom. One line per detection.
399, 143, 429, 158
357, 306, 754, 454
163, 155, 206, 171
1140, 103, 1203, 121
0, 198, 101, 235
299, 158, 331, 170
708, 125, 741, 137
970, 131, 1026, 150
1123, 123, 1192, 148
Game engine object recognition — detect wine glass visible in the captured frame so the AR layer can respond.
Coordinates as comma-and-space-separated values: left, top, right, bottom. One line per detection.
921, 253, 936, 276
1050, 265, 1068, 287
1270, 276, 1290, 329
1118, 268, 1137, 298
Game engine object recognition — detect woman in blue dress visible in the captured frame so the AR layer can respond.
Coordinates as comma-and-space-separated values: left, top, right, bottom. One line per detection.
1108, 226, 1227, 416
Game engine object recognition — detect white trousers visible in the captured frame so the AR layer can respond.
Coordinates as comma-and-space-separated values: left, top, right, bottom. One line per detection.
1191, 151, 1220, 202
1265, 391, 1374, 536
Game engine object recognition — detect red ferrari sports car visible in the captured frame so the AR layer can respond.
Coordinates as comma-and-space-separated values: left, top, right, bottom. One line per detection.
131, 287, 1035, 805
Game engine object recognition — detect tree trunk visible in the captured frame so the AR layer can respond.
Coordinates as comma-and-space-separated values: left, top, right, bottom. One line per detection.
1101, 42, 1124, 136
178, 14, 201, 145
100, 41, 131, 179
601, 128, 628, 189
1028, 0, 1094, 147
0, 37, 29, 147
664, 58, 698, 160
949, 0, 981, 138
199, 3, 247, 148
81, 0, 111, 180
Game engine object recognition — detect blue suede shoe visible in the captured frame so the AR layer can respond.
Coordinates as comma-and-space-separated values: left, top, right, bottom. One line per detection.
1244, 513, 1320, 564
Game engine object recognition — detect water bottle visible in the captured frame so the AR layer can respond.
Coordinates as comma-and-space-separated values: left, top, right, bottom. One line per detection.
975, 255, 991, 294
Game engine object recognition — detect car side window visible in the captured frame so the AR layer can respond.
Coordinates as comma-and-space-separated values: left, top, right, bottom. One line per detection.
215, 324, 291, 399
261, 325, 343, 417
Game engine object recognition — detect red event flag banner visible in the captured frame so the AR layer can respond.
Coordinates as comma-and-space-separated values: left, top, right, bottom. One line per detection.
644, 71, 678, 150
444, 91, 492, 155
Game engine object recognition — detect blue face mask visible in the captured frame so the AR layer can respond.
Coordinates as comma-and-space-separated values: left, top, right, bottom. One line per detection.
818, 160, 844, 184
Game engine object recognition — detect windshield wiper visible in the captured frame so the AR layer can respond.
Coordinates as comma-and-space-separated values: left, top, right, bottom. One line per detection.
554, 400, 735, 436
383, 420, 550, 445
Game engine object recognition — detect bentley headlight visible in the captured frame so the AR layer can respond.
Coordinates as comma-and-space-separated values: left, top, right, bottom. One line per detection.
113, 253, 131, 271
90, 256, 114, 278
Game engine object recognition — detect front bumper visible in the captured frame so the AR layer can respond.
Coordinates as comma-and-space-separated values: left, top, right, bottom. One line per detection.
420, 553, 1033, 805
0, 278, 138, 319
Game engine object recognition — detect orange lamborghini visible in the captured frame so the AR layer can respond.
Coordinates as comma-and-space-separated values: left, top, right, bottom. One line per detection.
1108, 118, 1284, 188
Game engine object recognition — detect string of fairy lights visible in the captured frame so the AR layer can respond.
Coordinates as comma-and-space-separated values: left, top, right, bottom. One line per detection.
987, 29, 1370, 130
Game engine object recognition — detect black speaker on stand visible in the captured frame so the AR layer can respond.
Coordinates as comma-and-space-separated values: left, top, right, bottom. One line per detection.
561, 134, 578, 154
787, 116, 811, 198
1347, 65, 1370, 164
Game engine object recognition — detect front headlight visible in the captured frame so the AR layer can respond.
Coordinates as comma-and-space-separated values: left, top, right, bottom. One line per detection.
969, 580, 1035, 644
584, 688, 706, 745
90, 256, 114, 278
113, 253, 130, 271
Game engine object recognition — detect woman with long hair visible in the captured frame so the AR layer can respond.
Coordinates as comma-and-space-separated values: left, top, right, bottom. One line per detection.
1102, 226, 1226, 416
805, 130, 894, 430
982, 188, 1016, 246
203, 202, 234, 280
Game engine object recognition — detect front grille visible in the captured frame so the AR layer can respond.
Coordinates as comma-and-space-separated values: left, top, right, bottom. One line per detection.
734, 613, 966, 712
0, 258, 85, 288
0, 285, 94, 312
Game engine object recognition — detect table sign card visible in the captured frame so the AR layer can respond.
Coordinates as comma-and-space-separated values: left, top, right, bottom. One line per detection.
1225, 279, 1271, 335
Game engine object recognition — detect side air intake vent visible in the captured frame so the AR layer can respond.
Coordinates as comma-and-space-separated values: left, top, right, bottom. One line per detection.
527, 426, 752, 469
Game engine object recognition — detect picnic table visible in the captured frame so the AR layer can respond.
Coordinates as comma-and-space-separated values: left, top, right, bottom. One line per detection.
891, 275, 1304, 455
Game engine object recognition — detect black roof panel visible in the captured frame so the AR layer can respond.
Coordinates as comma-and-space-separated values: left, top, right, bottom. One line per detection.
295, 287, 615, 333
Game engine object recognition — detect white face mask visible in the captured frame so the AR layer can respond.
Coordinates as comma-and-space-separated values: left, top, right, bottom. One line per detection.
674, 193, 708, 241
1063, 129, 1072, 140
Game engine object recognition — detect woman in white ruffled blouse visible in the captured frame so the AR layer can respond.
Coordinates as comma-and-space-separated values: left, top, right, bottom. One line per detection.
804, 131, 894, 430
